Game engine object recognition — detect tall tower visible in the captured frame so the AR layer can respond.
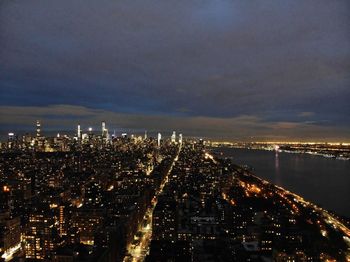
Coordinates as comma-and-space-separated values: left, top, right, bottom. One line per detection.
77, 124, 81, 140
157, 133, 162, 147
88, 127, 93, 141
179, 133, 183, 145
144, 130, 147, 140
101, 121, 106, 136
36, 120, 41, 138
171, 131, 176, 144
59, 206, 66, 237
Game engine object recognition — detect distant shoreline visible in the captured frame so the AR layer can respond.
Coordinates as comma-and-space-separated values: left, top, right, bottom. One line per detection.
212, 150, 350, 223
210, 144, 350, 161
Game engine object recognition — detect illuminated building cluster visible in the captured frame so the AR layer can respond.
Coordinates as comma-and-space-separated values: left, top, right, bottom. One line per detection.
0, 122, 349, 261
0, 121, 182, 261
210, 141, 350, 161
147, 143, 350, 261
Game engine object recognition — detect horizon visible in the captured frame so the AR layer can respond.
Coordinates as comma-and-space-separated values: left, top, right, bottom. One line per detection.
1, 1, 350, 260
2, 125, 350, 144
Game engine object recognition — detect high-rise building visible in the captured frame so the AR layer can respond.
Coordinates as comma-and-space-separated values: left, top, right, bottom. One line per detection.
88, 127, 93, 141
77, 124, 81, 140
101, 121, 108, 140
179, 134, 183, 145
8, 132, 14, 140
0, 215, 21, 261
157, 133, 162, 147
59, 206, 66, 237
152, 197, 177, 241
171, 131, 176, 144
7, 133, 16, 149
71, 210, 103, 245
36, 120, 41, 137
24, 211, 58, 260
144, 130, 147, 140
102, 121, 106, 135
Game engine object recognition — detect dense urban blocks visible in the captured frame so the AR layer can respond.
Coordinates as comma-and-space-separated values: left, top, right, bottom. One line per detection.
148, 143, 350, 261
0, 131, 349, 261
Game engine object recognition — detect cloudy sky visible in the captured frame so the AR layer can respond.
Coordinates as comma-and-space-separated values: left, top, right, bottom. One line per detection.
0, 0, 349, 141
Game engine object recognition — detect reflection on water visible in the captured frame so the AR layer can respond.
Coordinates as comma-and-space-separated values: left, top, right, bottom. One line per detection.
216, 147, 350, 217
275, 151, 281, 185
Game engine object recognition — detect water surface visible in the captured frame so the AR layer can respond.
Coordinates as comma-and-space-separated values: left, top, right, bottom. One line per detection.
215, 148, 350, 217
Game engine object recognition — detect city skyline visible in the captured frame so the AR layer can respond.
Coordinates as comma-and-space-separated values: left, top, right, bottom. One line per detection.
1, 0, 350, 141
1, 132, 349, 261
1, 116, 350, 143
1, 2, 349, 260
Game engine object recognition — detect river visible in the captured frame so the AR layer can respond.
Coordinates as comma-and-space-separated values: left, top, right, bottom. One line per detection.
212, 147, 350, 217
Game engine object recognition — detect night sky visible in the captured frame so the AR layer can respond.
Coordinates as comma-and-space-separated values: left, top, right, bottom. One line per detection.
1, 0, 349, 141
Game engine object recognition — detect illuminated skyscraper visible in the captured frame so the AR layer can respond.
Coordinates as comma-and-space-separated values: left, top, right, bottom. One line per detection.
144, 130, 147, 140
102, 121, 106, 135
8, 132, 15, 141
101, 121, 108, 139
77, 124, 81, 140
59, 206, 66, 237
179, 133, 183, 145
7, 133, 15, 149
157, 133, 162, 147
171, 131, 176, 144
88, 127, 93, 141
36, 120, 41, 137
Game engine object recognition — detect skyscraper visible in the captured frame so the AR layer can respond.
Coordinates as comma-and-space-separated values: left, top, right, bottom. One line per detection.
101, 121, 108, 140
7, 132, 15, 149
157, 133, 162, 147
179, 134, 183, 145
77, 124, 81, 140
87, 127, 92, 139
36, 120, 41, 138
102, 121, 106, 136
171, 131, 176, 144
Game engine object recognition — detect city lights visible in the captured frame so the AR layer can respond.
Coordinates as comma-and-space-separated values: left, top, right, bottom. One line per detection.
0, 124, 349, 261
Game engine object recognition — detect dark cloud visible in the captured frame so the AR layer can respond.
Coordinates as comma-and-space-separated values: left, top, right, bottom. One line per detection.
1, 105, 349, 142
0, 0, 349, 140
